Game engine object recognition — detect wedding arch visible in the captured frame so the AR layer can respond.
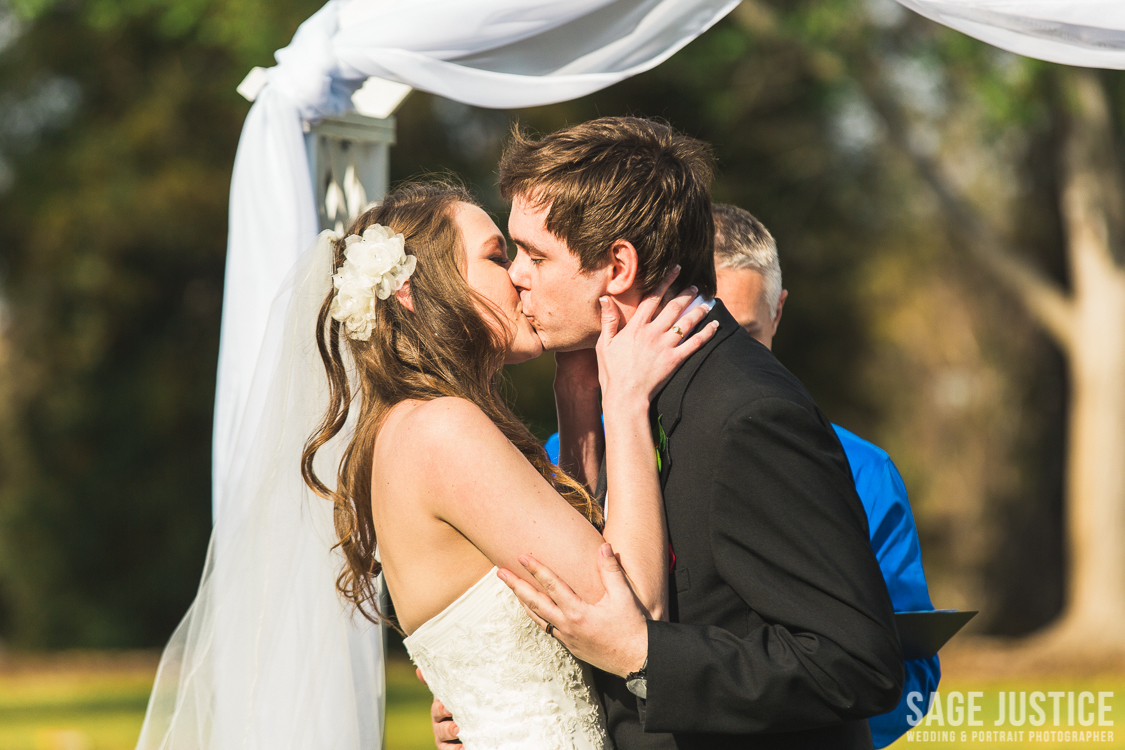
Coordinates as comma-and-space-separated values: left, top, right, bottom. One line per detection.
136, 2, 1125, 749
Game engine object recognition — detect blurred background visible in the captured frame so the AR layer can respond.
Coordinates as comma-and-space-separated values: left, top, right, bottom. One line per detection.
0, 0, 1123, 747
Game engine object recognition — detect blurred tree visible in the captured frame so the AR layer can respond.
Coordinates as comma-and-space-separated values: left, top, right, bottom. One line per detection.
0, 1, 909, 645
0, 0, 321, 646
861, 61, 1125, 651
734, 0, 1124, 650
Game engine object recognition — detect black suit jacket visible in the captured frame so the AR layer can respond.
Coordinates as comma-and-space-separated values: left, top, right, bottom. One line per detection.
595, 301, 903, 750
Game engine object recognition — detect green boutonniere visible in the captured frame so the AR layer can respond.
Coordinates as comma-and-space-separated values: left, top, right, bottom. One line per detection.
654, 414, 668, 472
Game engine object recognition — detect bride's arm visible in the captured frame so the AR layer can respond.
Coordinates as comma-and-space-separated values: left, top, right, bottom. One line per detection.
413, 290, 715, 616
410, 398, 611, 606
598, 384, 665, 618
596, 287, 715, 621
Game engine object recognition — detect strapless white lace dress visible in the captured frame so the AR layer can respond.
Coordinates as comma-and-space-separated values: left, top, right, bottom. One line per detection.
403, 567, 612, 750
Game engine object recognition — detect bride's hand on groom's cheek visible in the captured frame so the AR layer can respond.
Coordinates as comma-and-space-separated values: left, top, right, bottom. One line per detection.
498, 544, 648, 678
596, 268, 719, 404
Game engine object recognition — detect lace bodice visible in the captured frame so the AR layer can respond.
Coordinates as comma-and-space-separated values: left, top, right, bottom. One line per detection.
403, 568, 611, 750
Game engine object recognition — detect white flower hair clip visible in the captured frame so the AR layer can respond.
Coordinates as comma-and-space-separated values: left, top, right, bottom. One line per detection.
329, 224, 417, 341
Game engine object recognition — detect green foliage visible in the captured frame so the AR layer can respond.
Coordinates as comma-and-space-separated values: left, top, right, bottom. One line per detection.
10, 0, 307, 68
0, 0, 320, 647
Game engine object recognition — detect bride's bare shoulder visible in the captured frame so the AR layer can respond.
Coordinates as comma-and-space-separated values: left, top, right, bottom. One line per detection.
389, 396, 496, 436
379, 397, 506, 467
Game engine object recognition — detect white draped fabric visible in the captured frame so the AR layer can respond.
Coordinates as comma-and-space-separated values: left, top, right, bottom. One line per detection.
139, 235, 386, 750
893, 1, 1125, 69
212, 0, 739, 521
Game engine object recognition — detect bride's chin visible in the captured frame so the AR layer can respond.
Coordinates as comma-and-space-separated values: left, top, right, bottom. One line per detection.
503, 342, 544, 365
503, 331, 544, 365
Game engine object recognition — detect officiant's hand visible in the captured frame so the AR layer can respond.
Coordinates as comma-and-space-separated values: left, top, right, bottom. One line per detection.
499, 542, 648, 678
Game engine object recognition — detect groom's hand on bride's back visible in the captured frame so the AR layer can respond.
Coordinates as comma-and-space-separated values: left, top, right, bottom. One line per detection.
430, 700, 461, 748
418, 670, 461, 747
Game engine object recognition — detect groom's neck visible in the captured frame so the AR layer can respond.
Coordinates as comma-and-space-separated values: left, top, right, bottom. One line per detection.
608, 288, 644, 325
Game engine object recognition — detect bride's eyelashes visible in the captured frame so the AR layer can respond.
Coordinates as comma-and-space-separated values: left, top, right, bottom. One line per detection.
487, 237, 512, 267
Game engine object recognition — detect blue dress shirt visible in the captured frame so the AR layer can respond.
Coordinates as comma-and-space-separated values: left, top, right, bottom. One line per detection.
831, 425, 940, 747
544, 424, 940, 748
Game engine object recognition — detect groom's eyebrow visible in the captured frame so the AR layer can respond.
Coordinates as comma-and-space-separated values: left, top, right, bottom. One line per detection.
510, 235, 544, 256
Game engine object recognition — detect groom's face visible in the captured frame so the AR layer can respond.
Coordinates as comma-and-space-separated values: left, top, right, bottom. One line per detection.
507, 196, 607, 352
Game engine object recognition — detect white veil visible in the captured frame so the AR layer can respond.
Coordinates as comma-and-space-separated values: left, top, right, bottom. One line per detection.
136, 232, 384, 750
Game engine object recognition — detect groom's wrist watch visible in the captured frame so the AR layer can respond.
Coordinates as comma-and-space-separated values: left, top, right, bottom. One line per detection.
625, 658, 648, 700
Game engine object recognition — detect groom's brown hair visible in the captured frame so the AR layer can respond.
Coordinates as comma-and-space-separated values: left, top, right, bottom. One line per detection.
499, 116, 716, 297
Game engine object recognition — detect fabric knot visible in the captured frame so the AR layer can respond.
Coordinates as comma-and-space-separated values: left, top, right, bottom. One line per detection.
267, 0, 358, 121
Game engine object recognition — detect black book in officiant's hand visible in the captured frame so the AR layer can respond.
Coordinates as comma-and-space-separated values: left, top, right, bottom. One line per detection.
894, 610, 977, 661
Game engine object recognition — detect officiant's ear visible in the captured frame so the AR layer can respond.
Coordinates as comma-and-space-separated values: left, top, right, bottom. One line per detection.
604, 240, 639, 297
395, 281, 415, 312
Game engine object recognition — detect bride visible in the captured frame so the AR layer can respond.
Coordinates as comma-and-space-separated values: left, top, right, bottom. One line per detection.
302, 181, 714, 748
135, 180, 714, 750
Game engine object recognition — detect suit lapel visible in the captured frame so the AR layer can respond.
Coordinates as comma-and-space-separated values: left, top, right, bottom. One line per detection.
654, 300, 740, 442
603, 302, 739, 494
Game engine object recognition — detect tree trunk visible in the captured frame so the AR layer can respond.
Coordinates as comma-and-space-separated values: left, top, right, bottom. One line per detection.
736, 1, 1125, 649
1048, 70, 1125, 650
857, 61, 1125, 651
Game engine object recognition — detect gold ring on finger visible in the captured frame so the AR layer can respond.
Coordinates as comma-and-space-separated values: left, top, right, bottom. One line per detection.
670, 325, 684, 338
545, 622, 555, 637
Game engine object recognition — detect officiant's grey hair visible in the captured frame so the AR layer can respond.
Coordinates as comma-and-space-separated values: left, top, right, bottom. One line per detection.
499, 116, 716, 297
713, 203, 783, 315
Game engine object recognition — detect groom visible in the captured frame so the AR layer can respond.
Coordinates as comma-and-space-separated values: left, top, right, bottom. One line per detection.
437, 117, 903, 748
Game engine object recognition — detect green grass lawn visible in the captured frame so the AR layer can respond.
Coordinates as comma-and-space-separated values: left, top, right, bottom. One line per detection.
0, 653, 436, 750
1, 649, 1122, 749
0, 656, 154, 750
384, 657, 441, 750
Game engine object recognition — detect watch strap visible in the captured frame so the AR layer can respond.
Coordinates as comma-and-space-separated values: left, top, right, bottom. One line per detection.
625, 657, 648, 700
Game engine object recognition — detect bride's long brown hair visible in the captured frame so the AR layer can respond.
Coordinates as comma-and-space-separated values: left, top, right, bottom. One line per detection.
302, 182, 603, 627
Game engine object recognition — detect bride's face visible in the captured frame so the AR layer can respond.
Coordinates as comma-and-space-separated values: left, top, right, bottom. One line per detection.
455, 202, 544, 364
